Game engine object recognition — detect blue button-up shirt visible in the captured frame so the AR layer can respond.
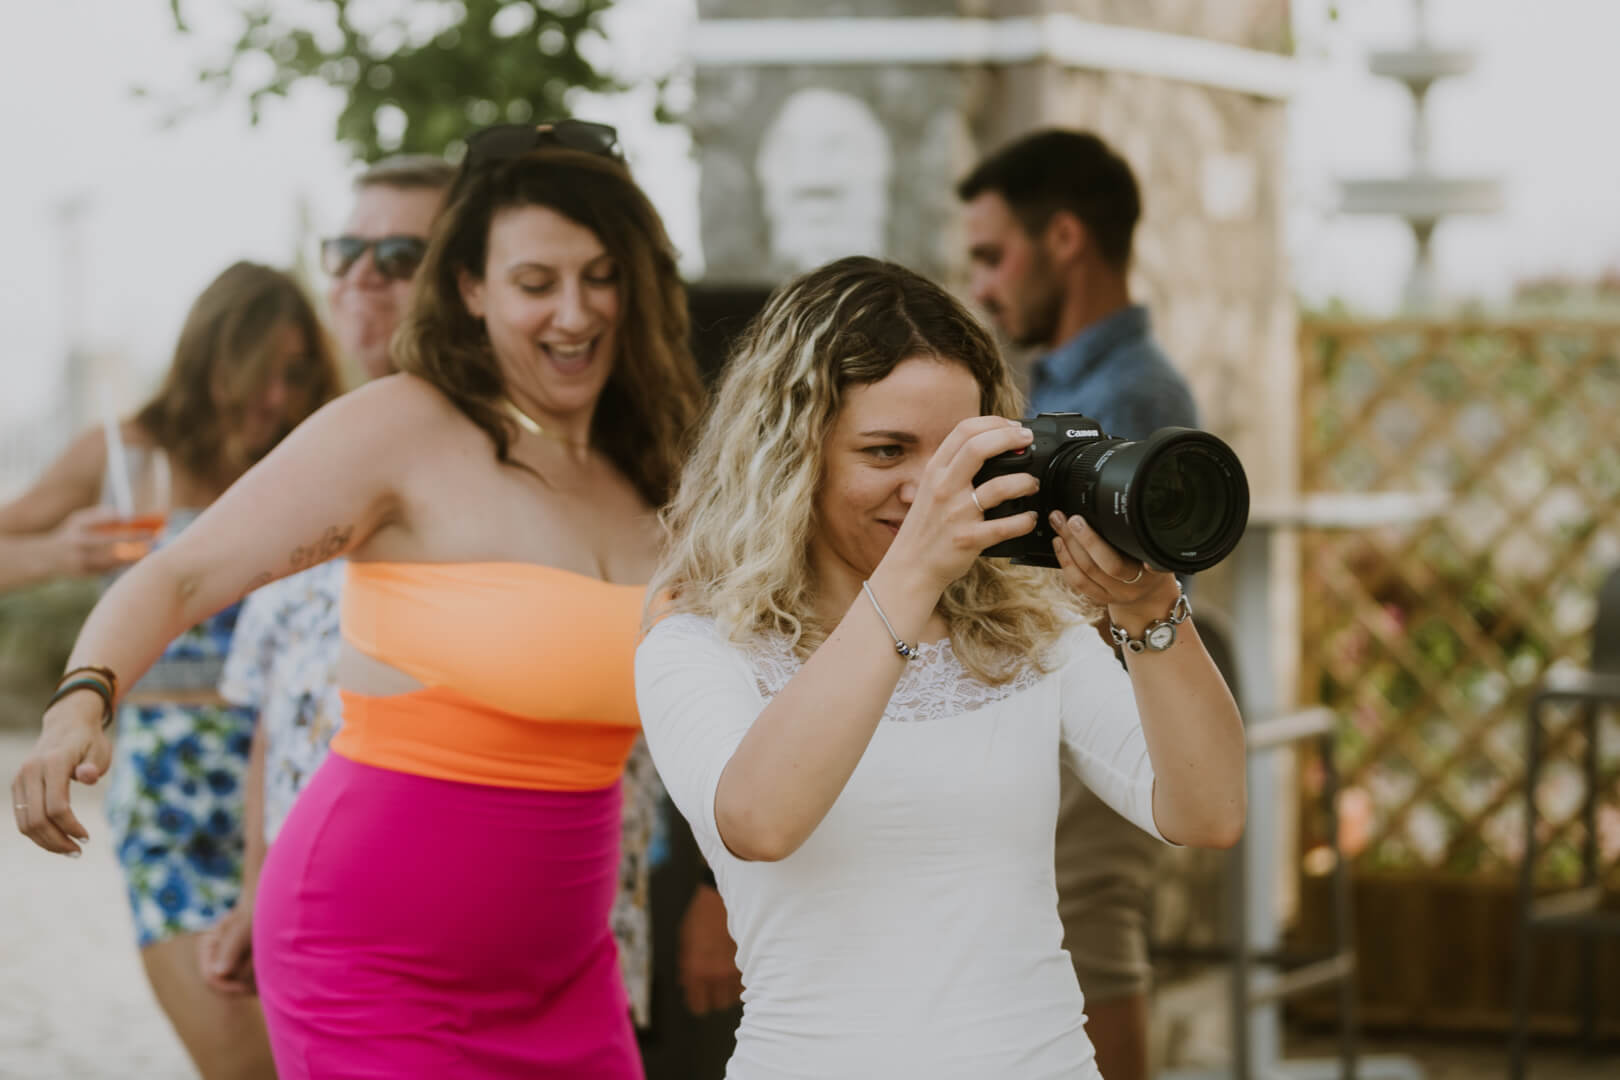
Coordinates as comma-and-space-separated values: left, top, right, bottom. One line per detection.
1028, 304, 1198, 439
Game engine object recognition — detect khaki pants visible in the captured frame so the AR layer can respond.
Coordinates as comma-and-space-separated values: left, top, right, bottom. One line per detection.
1055, 768, 1163, 1003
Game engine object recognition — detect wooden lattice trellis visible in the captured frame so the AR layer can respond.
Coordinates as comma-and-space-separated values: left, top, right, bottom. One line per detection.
1297, 319, 1620, 889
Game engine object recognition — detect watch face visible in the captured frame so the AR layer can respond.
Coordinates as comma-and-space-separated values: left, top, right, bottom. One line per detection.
1146, 623, 1177, 651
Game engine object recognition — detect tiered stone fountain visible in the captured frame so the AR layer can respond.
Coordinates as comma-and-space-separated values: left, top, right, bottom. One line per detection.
1339, 0, 1501, 310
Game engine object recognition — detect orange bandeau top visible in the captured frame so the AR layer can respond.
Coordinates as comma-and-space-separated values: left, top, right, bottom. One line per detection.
331, 561, 646, 791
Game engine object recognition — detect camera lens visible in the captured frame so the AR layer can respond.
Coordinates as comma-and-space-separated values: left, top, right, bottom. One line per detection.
1141, 444, 1231, 555
1053, 428, 1248, 574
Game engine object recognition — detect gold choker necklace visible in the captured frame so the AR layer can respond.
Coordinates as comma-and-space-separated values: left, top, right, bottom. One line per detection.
500, 397, 587, 449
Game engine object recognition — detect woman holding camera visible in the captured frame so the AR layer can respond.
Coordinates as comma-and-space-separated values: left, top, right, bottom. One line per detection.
13, 129, 705, 1078
636, 256, 1245, 1078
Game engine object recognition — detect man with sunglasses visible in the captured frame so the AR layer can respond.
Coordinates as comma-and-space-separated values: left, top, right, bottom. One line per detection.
323, 156, 452, 380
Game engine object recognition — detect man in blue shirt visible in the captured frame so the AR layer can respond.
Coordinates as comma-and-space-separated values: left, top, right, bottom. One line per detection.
959, 129, 1197, 1080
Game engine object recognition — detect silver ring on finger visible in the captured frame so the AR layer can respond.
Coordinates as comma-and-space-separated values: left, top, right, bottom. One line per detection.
1119, 564, 1146, 585
970, 487, 985, 516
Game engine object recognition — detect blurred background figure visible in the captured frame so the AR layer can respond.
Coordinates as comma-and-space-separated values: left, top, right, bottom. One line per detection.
323, 156, 455, 382
2, 260, 338, 1080
958, 128, 1200, 1080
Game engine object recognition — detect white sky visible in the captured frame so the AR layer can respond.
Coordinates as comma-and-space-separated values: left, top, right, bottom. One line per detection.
1287, 0, 1620, 312
2, 0, 1616, 423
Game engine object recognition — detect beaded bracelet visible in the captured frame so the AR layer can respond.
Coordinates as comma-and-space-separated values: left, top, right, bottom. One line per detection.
861, 580, 920, 661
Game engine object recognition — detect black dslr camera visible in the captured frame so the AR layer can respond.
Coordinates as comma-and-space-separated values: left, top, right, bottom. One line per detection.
972, 413, 1250, 574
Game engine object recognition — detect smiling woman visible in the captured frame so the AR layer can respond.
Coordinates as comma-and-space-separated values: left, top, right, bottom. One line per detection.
637, 256, 1246, 1079
397, 144, 697, 507
11, 138, 706, 1079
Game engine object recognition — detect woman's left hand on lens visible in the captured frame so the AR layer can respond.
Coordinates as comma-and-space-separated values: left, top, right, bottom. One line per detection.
1049, 512, 1175, 612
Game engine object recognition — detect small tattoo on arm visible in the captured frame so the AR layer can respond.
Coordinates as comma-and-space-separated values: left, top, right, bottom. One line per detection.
288, 524, 355, 572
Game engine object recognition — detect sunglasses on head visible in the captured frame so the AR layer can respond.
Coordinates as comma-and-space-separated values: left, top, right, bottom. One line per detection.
461, 120, 623, 173
320, 235, 429, 282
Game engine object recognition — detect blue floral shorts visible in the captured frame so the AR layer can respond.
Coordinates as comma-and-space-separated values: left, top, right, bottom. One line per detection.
103, 702, 256, 947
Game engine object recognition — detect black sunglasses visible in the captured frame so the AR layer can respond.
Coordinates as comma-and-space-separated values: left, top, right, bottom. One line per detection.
461, 120, 623, 172
320, 235, 429, 281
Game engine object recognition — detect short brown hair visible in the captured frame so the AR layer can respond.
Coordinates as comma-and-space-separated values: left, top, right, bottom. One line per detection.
957, 129, 1141, 270
135, 262, 339, 479
355, 154, 456, 193
394, 147, 705, 507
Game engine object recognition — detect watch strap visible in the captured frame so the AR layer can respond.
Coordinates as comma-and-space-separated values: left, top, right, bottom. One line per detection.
1109, 592, 1192, 654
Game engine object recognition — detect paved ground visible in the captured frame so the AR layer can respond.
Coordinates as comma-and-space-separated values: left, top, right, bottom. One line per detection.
1, 730, 1612, 1079
1, 733, 196, 1079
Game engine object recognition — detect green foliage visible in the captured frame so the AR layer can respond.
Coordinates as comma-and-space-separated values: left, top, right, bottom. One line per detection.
146, 0, 622, 162
0, 580, 99, 730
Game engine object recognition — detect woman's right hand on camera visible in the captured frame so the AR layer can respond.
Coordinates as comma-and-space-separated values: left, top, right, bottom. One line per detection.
10, 694, 113, 855
884, 416, 1040, 592
50, 506, 139, 576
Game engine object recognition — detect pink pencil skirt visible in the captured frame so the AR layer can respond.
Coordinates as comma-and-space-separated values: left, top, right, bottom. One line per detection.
253, 753, 642, 1079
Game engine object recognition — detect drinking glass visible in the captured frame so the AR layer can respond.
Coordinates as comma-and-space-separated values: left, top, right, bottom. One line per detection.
95, 444, 171, 562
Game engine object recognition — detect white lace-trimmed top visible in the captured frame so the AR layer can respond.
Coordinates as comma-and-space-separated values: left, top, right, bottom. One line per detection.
636, 614, 1171, 1080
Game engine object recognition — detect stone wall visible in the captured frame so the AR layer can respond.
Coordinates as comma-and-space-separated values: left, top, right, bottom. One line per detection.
692, 0, 1296, 507
700, 0, 1293, 50
1016, 0, 1292, 52
691, 63, 979, 286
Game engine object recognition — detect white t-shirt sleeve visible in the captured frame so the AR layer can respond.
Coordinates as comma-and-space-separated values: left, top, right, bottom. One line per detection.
635, 615, 765, 854
1053, 621, 1174, 844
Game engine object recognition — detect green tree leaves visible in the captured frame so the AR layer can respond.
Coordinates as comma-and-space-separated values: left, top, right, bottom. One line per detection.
150, 0, 621, 162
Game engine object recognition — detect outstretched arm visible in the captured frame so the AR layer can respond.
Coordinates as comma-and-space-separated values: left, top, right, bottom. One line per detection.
10, 378, 429, 854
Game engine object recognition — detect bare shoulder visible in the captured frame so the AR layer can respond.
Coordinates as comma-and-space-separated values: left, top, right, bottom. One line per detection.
338, 372, 459, 421
302, 373, 478, 451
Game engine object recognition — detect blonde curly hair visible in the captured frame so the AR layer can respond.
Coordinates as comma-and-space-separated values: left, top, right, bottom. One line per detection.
650, 256, 1093, 685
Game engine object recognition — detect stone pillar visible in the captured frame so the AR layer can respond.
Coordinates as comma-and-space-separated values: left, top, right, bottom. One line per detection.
692, 0, 983, 286
691, 0, 1295, 499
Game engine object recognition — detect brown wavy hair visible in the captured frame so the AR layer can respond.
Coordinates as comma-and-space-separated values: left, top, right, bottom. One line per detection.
135, 261, 338, 480
651, 256, 1092, 685
394, 146, 704, 507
